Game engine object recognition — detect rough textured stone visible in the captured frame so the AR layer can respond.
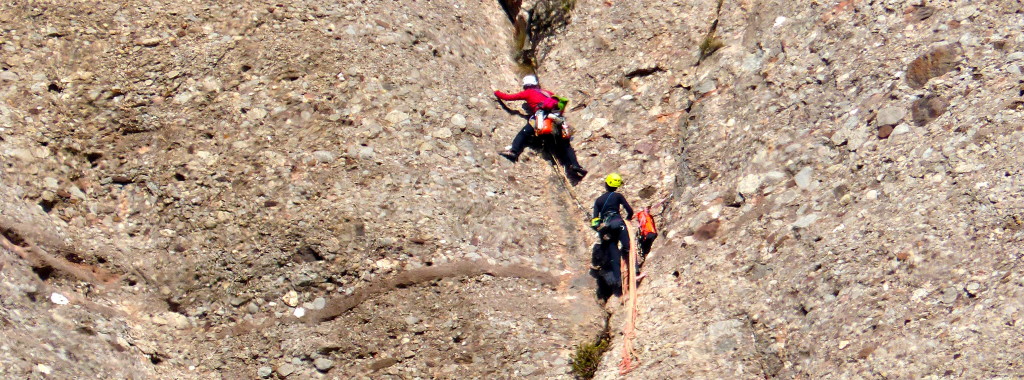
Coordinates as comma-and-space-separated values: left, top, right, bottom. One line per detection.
0, 1, 1021, 380
277, 363, 296, 377
737, 174, 763, 196
792, 214, 820, 229
313, 358, 334, 372
794, 167, 813, 189
906, 44, 962, 88
257, 367, 273, 378
877, 125, 894, 139
911, 96, 948, 126
312, 151, 336, 164
876, 107, 906, 127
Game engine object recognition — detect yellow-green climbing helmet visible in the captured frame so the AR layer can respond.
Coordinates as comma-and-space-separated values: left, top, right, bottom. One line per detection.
605, 173, 623, 188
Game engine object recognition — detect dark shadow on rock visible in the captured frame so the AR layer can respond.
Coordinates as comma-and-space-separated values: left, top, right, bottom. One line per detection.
530, 135, 585, 185
565, 168, 585, 186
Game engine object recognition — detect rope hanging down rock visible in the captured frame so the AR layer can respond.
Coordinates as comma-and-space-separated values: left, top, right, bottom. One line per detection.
545, 157, 589, 217
618, 222, 640, 374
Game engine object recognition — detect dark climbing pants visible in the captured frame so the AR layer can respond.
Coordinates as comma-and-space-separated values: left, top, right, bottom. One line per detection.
598, 223, 630, 291
508, 124, 582, 168
638, 232, 657, 258
508, 124, 535, 155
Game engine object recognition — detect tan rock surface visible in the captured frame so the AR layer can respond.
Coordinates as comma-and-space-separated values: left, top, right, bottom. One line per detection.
2, 0, 1024, 378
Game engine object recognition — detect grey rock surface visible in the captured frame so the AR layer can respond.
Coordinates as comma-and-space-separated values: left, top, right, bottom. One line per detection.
1, 0, 1022, 379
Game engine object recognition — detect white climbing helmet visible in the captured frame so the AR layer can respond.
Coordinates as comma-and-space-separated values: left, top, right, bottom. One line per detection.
522, 75, 539, 87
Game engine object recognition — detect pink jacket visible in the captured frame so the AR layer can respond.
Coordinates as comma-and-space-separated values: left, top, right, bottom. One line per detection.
494, 88, 558, 113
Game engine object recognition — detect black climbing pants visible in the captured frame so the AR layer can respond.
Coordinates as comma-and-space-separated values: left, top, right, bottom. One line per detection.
638, 232, 657, 258
598, 221, 630, 291
509, 124, 582, 168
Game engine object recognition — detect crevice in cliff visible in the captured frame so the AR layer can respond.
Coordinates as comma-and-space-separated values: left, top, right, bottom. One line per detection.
697, 0, 726, 65
747, 314, 784, 378
496, 2, 622, 377
503, 0, 577, 72
570, 313, 612, 379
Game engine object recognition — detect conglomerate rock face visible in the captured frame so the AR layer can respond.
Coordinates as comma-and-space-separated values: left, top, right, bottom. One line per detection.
1, 0, 604, 378
2, 0, 1023, 378
541, 0, 1024, 378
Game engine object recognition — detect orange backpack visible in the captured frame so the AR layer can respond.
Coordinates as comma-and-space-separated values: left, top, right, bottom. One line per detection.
531, 114, 556, 135
636, 208, 657, 237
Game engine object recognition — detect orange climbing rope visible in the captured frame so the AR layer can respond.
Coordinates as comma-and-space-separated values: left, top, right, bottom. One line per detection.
619, 222, 640, 375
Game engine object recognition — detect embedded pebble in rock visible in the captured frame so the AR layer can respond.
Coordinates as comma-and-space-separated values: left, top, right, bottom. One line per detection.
35, 363, 53, 375
68, 186, 86, 200
890, 124, 912, 136
356, 146, 375, 160
385, 110, 409, 125
432, 127, 453, 139
906, 44, 962, 88
49, 293, 69, 305
257, 367, 273, 378
277, 363, 296, 377
312, 151, 336, 164
940, 287, 960, 304
965, 283, 982, 296
450, 114, 467, 128
737, 174, 763, 196
876, 107, 906, 127
165, 312, 190, 329
43, 177, 59, 190
313, 358, 334, 372
866, 190, 879, 200
694, 78, 717, 94
282, 291, 299, 307
794, 167, 814, 189
229, 296, 251, 307
311, 297, 326, 310
911, 96, 948, 126
792, 214, 820, 229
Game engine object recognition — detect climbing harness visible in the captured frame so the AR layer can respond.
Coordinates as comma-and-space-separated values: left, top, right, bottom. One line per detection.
592, 193, 622, 233
618, 222, 641, 374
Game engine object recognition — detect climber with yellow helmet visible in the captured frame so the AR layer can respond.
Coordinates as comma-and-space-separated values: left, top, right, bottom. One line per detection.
590, 173, 634, 296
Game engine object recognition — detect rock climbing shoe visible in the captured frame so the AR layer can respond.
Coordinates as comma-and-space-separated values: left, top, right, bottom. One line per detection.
499, 150, 519, 162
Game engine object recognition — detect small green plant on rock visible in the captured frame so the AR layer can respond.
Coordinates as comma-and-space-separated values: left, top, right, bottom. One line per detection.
698, 22, 724, 62
698, 0, 726, 64
570, 335, 609, 379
